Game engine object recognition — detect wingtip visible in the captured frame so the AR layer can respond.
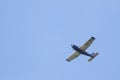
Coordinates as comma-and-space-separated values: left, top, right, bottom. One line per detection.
91, 36, 95, 39
66, 59, 70, 62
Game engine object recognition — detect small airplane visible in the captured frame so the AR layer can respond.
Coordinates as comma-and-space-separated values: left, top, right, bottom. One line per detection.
66, 37, 99, 62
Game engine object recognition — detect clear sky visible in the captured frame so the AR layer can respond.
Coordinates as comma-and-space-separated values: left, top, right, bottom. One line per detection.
1, 0, 120, 80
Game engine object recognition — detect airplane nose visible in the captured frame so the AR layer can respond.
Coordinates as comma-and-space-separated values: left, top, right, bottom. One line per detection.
71, 44, 75, 48
71, 44, 73, 47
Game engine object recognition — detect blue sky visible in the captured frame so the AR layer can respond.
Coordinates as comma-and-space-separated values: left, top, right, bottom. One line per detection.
1, 0, 120, 80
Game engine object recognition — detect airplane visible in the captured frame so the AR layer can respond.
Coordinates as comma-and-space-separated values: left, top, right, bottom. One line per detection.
66, 37, 99, 62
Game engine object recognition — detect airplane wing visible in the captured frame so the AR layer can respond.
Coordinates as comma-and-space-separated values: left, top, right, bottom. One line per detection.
66, 51, 80, 62
80, 37, 95, 51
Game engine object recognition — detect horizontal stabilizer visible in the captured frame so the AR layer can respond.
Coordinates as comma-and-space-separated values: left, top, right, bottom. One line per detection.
88, 52, 99, 62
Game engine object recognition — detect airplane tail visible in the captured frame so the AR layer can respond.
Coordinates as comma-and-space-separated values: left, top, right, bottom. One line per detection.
88, 52, 99, 62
